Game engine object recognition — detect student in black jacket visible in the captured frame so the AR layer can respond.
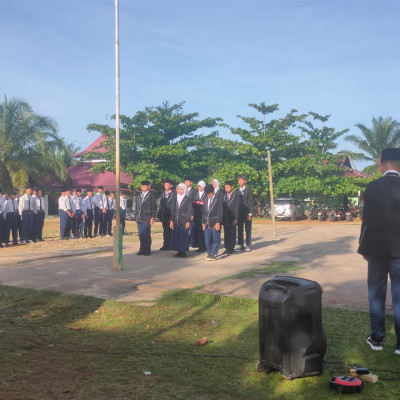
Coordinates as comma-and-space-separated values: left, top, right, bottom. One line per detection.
192, 180, 207, 252
222, 181, 240, 255
170, 183, 192, 258
202, 184, 223, 261
157, 179, 176, 250
236, 174, 254, 252
184, 176, 196, 246
135, 180, 157, 256
358, 148, 400, 355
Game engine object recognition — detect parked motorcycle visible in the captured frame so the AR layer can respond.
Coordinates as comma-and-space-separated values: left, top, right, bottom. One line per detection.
334, 207, 347, 221
308, 206, 318, 220
326, 207, 336, 221
317, 207, 327, 221
345, 208, 353, 221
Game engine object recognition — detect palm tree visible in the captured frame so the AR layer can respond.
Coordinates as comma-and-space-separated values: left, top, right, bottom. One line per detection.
0, 96, 72, 191
344, 116, 400, 174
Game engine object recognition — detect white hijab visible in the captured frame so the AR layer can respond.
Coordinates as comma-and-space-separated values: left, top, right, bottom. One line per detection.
177, 183, 187, 206
212, 178, 220, 193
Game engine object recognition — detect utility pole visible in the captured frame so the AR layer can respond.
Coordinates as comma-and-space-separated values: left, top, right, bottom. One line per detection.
113, 0, 123, 270
267, 150, 277, 237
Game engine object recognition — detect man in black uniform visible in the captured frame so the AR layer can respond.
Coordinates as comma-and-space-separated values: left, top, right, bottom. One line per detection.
157, 179, 176, 250
236, 175, 254, 252
135, 180, 157, 256
358, 148, 400, 355
222, 181, 240, 255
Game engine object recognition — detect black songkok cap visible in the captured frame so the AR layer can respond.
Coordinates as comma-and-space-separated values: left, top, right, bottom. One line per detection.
184, 176, 193, 182
141, 180, 150, 185
75, 188, 82, 193
25, 184, 33, 190
98, 186, 104, 190
381, 148, 400, 162
225, 181, 234, 186
163, 179, 173, 184
204, 184, 214, 194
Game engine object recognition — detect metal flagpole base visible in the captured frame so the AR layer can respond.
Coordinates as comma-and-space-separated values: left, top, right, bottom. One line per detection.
113, 225, 123, 270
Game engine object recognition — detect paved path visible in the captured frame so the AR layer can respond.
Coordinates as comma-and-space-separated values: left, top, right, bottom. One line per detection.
0, 221, 392, 312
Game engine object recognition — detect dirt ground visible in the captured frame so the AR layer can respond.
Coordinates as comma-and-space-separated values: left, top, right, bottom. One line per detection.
0, 216, 382, 314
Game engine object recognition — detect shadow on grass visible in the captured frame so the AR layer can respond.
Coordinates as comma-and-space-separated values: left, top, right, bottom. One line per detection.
1, 286, 399, 400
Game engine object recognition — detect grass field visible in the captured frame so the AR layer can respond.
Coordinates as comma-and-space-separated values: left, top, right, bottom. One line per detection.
1, 286, 399, 400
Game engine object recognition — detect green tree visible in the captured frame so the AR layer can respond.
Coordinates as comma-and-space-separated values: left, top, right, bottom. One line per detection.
87, 101, 222, 189
344, 116, 400, 174
0, 96, 72, 192
300, 112, 349, 155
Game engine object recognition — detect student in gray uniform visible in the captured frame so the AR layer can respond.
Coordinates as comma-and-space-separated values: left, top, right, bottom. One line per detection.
83, 189, 95, 238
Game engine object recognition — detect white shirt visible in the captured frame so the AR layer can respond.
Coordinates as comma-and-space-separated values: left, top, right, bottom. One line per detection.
33, 196, 45, 212
3, 199, 17, 219
94, 192, 106, 208
83, 196, 95, 215
120, 197, 127, 210
19, 194, 34, 213
108, 197, 116, 210
72, 195, 84, 211
58, 195, 72, 211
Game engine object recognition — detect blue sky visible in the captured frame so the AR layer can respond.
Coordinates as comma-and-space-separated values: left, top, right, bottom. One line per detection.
1, 0, 400, 169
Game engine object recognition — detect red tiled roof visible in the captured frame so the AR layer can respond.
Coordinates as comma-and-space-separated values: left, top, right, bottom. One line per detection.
45, 162, 133, 191
74, 134, 108, 158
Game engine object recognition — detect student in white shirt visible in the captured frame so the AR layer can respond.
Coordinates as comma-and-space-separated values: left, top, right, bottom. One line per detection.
83, 188, 95, 238
19, 185, 34, 244
33, 189, 46, 242
3, 191, 18, 245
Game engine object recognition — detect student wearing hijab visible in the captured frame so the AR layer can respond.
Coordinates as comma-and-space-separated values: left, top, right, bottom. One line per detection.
202, 184, 223, 261
170, 183, 192, 258
192, 180, 207, 252
211, 178, 224, 201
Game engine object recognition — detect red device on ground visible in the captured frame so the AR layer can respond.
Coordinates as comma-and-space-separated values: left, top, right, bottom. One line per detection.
329, 376, 363, 393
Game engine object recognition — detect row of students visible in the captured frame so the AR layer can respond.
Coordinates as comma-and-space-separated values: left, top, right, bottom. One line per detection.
58, 187, 127, 239
137, 175, 253, 260
0, 186, 46, 246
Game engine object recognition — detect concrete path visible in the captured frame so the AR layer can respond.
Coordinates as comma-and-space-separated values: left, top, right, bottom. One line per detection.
0, 221, 391, 312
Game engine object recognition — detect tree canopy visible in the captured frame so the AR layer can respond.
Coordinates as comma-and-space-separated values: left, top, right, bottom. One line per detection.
0, 96, 76, 192
86, 101, 367, 205
344, 116, 400, 174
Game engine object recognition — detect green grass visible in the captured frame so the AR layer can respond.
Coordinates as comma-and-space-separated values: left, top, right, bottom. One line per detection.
212, 261, 306, 284
1, 286, 399, 400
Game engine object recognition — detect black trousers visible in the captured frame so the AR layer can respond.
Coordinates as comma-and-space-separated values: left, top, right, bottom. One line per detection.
138, 221, 151, 254
105, 210, 113, 235
34, 211, 45, 241
238, 217, 252, 246
162, 220, 172, 249
224, 224, 237, 253
5, 213, 18, 244
94, 207, 105, 236
85, 210, 93, 237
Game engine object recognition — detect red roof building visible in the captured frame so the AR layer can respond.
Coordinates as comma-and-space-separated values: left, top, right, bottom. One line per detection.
45, 134, 133, 192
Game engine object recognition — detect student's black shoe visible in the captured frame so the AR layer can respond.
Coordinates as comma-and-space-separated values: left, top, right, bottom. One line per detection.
137, 251, 145, 255
160, 246, 169, 250
196, 248, 206, 253
174, 252, 187, 258
143, 252, 151, 256
221, 250, 228, 255
366, 335, 383, 351
227, 251, 235, 255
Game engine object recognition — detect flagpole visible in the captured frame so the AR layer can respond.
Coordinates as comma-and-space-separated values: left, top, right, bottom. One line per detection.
113, 0, 123, 270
